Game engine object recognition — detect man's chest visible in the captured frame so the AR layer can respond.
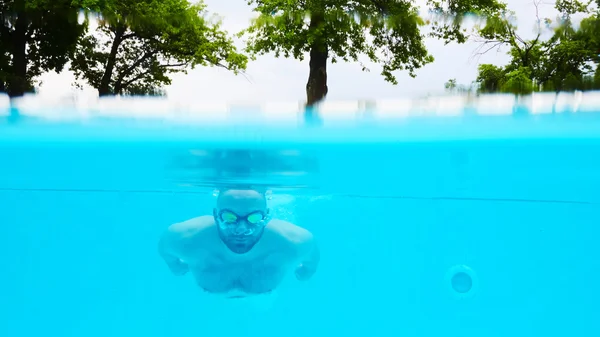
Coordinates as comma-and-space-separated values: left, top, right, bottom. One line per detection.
193, 252, 293, 294
201, 251, 290, 275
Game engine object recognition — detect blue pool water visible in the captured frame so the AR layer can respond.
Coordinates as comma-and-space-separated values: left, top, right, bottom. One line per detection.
1, 94, 600, 337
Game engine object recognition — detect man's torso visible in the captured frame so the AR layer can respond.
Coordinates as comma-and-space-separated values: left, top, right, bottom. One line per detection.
191, 250, 291, 296
175, 218, 297, 297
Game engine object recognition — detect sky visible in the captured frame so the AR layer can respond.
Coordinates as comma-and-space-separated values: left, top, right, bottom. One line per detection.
35, 0, 566, 103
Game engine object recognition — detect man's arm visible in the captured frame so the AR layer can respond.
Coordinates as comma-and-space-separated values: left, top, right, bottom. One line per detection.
296, 235, 321, 281
293, 229, 320, 281
158, 225, 189, 276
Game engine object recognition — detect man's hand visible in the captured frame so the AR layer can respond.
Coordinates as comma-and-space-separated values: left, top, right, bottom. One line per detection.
295, 232, 320, 281
167, 258, 189, 276
295, 262, 317, 281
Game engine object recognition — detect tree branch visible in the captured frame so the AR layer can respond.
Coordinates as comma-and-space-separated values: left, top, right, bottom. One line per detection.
121, 33, 137, 40
113, 50, 159, 91
117, 61, 189, 93
119, 70, 152, 91
475, 41, 505, 55
121, 50, 158, 78
159, 62, 188, 68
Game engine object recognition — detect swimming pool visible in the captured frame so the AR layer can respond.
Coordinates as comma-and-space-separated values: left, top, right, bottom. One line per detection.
1, 92, 600, 337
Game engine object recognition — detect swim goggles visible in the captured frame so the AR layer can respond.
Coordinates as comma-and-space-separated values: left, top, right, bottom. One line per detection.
217, 209, 268, 234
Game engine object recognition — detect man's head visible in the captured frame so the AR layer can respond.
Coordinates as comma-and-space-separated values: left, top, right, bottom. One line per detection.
213, 189, 270, 254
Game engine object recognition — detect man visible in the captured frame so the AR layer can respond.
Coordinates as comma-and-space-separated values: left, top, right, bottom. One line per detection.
158, 188, 320, 298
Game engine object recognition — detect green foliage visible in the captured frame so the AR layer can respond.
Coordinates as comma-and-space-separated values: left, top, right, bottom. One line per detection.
476, 64, 505, 92
577, 15, 600, 63
70, 0, 247, 96
554, 0, 590, 15
240, 0, 506, 90
445, 78, 457, 91
444, 78, 476, 93
466, 0, 600, 95
504, 44, 545, 80
242, 0, 432, 85
501, 67, 534, 94
427, 0, 507, 44
0, 0, 87, 97
543, 39, 595, 91
473, 3, 547, 75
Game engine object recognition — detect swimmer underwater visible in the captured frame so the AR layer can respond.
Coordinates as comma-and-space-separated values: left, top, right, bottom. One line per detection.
158, 189, 320, 298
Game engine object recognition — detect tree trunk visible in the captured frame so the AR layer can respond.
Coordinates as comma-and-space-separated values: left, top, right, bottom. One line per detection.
305, 12, 328, 107
98, 25, 126, 96
8, 13, 29, 98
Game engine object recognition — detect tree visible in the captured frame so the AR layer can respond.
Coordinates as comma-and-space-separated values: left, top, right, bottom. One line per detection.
444, 78, 477, 94
501, 67, 534, 94
0, 0, 88, 98
537, 1, 598, 91
444, 78, 457, 92
473, 0, 549, 82
542, 38, 596, 91
70, 0, 248, 96
240, 0, 506, 107
471, 0, 600, 94
475, 64, 506, 93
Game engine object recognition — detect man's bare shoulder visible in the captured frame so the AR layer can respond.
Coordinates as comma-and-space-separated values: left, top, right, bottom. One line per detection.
160, 216, 217, 262
266, 219, 314, 247
167, 215, 215, 239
